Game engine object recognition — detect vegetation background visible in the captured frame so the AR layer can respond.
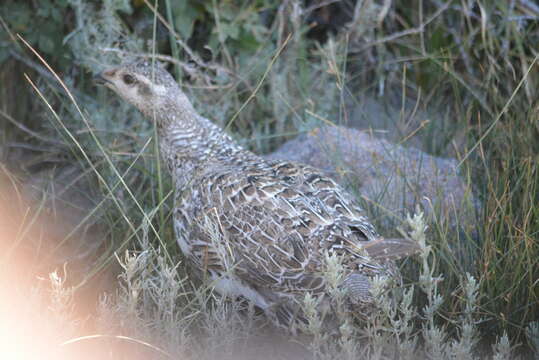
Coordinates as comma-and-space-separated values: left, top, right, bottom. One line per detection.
0, 0, 538, 358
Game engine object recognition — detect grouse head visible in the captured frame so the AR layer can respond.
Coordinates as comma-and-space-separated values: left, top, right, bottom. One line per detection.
95, 60, 194, 123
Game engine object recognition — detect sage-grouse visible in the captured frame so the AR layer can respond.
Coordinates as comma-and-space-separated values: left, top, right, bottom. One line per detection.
96, 60, 419, 332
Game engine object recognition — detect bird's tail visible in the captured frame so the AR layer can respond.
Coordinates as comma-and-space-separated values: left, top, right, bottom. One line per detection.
363, 237, 421, 261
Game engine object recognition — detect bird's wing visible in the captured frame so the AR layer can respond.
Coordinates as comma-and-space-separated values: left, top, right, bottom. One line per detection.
266, 160, 379, 239
267, 160, 421, 261
184, 161, 409, 294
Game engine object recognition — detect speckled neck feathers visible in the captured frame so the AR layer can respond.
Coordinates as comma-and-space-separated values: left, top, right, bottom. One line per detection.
154, 91, 256, 187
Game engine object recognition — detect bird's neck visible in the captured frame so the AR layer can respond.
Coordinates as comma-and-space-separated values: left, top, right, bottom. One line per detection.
155, 98, 256, 187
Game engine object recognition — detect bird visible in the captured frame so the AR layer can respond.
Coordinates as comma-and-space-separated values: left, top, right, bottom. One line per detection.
95, 59, 420, 333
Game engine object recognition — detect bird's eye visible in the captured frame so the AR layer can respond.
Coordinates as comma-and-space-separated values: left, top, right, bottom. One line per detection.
123, 74, 136, 85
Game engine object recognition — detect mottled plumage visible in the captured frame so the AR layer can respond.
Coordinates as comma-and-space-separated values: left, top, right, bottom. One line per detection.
96, 60, 419, 331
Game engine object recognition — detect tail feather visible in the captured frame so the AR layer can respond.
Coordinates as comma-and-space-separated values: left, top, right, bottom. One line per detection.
363, 237, 421, 261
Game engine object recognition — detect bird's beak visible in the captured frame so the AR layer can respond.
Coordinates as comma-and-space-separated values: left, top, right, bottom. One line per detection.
93, 69, 115, 86
93, 72, 107, 85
